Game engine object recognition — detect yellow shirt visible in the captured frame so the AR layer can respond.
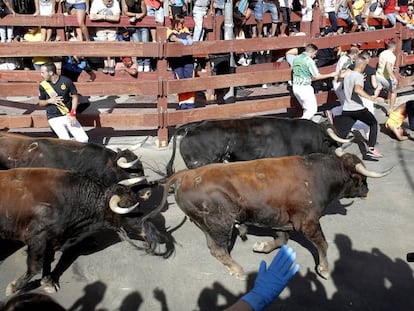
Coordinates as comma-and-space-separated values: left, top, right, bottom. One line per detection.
353, 0, 366, 16
23, 32, 52, 65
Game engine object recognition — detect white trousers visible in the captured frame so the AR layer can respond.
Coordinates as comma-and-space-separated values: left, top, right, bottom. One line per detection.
48, 116, 89, 142
293, 84, 317, 120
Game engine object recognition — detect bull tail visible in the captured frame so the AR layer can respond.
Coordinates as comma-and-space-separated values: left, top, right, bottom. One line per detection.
166, 133, 178, 177
165, 123, 194, 177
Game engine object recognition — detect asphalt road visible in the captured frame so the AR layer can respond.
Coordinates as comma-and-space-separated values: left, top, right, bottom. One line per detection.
1, 107, 414, 311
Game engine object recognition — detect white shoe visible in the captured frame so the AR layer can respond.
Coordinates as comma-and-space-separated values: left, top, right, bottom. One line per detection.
144, 65, 150, 72
262, 84, 268, 89
138, 65, 144, 72
238, 57, 246, 66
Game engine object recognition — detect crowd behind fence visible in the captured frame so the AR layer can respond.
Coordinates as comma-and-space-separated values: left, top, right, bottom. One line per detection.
0, 1, 414, 144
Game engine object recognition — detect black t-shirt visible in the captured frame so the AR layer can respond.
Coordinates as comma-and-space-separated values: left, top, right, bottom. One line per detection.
363, 65, 377, 96
39, 76, 77, 119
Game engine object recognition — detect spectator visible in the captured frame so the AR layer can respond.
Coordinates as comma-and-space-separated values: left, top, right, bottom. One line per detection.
62, 55, 96, 82
367, 0, 386, 23
383, 0, 397, 26
115, 56, 138, 76
292, 43, 337, 121
0, 57, 21, 69
321, 0, 337, 35
145, 0, 164, 42
278, 0, 292, 36
65, 0, 90, 41
213, 0, 224, 15
122, 0, 151, 72
399, 3, 414, 54
192, 0, 213, 42
336, 0, 358, 32
33, 0, 56, 42
168, 0, 186, 19
167, 14, 195, 109
38, 62, 89, 142
334, 55, 385, 159
0, 0, 15, 43
386, 101, 414, 140
353, 0, 370, 31
90, 0, 121, 75
254, 0, 279, 38
23, 26, 53, 70
300, 0, 317, 22
376, 39, 398, 112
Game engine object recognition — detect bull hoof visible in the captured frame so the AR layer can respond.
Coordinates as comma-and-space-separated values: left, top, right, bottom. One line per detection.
41, 276, 60, 293
252, 241, 274, 253
5, 281, 17, 296
316, 265, 330, 280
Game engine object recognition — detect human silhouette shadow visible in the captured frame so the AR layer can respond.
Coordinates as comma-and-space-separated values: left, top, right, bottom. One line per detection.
118, 291, 143, 311
68, 281, 107, 311
330, 234, 414, 310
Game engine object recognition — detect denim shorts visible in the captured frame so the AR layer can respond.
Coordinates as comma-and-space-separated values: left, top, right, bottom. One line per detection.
147, 5, 165, 24
254, 1, 278, 22
69, 2, 86, 11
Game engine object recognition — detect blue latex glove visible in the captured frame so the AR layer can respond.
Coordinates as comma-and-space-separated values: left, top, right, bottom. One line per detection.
241, 245, 299, 311
185, 38, 193, 46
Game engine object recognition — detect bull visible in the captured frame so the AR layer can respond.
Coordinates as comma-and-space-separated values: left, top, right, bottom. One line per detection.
166, 116, 352, 176
0, 167, 166, 296
0, 132, 145, 186
153, 153, 390, 280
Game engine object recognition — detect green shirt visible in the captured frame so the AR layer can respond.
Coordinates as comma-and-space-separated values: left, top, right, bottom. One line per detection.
292, 53, 320, 86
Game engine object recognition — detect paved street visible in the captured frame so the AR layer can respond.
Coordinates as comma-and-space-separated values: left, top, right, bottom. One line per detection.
0, 92, 414, 310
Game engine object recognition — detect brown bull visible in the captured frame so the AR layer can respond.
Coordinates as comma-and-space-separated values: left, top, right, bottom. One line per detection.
151, 153, 390, 280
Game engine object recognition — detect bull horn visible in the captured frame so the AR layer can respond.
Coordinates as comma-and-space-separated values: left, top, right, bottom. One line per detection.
327, 128, 353, 144
117, 157, 140, 169
118, 176, 148, 186
355, 163, 393, 178
335, 147, 345, 157
109, 195, 139, 214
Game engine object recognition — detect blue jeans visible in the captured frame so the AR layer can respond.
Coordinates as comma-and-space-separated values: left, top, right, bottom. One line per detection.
132, 28, 151, 66
193, 5, 208, 41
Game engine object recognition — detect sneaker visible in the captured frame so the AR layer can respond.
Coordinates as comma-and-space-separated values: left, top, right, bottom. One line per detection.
138, 65, 144, 72
366, 148, 383, 158
262, 83, 268, 89
144, 65, 151, 72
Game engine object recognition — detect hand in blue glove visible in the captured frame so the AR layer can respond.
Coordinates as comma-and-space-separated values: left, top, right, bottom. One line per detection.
241, 245, 299, 311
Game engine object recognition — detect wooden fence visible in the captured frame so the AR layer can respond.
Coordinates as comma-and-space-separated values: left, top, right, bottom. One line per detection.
0, 8, 413, 145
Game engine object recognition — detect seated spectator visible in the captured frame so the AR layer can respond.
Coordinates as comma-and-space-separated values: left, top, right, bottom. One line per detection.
145, 0, 164, 42
23, 26, 53, 70
121, 0, 151, 72
321, 0, 337, 36
383, 0, 397, 26
115, 56, 138, 77
62, 55, 96, 81
90, 0, 121, 75
337, 0, 358, 33
34, 0, 56, 42
0, 0, 15, 43
399, 3, 414, 54
167, 14, 195, 109
65, 0, 90, 41
386, 101, 414, 140
353, 0, 370, 31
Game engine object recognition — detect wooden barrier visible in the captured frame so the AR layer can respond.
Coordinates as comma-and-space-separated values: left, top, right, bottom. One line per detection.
0, 8, 412, 145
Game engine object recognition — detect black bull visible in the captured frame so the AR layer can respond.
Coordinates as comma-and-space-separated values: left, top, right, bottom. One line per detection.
152, 153, 391, 280
166, 117, 351, 176
0, 132, 146, 186
0, 168, 166, 296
